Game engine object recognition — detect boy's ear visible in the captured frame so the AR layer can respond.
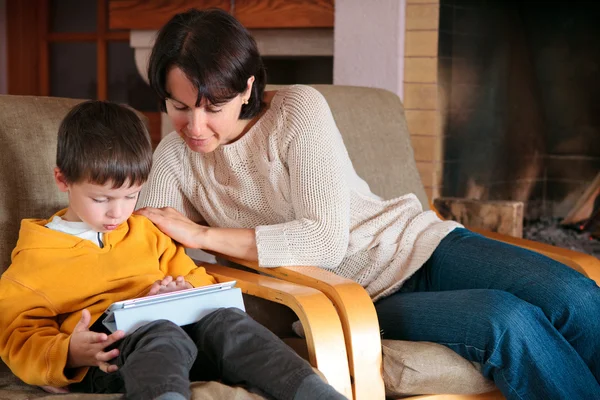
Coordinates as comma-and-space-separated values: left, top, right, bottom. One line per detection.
54, 167, 70, 192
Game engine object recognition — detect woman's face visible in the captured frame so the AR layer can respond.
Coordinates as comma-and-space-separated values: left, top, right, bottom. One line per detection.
165, 66, 254, 153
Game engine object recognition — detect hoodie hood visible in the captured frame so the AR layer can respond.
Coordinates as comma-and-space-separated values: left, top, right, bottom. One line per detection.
11, 209, 129, 259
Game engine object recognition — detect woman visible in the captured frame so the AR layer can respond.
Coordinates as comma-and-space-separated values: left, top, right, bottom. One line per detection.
137, 8, 600, 400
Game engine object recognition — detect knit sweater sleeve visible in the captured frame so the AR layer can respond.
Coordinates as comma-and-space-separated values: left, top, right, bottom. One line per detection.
255, 86, 350, 269
0, 271, 87, 387
138, 133, 205, 224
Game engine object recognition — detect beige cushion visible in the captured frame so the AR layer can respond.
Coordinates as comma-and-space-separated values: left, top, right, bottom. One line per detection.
382, 340, 495, 397
0, 360, 263, 400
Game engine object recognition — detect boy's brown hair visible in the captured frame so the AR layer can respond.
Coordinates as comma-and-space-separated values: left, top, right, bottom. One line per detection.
56, 100, 152, 188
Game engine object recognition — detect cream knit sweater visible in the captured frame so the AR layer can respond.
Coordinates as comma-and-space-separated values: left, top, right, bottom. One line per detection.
139, 85, 461, 301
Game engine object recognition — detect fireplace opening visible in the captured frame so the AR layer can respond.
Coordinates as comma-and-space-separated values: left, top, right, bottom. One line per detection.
438, 0, 600, 255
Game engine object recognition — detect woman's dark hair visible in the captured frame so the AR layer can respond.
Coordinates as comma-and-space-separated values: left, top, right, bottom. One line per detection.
56, 100, 152, 188
148, 8, 267, 119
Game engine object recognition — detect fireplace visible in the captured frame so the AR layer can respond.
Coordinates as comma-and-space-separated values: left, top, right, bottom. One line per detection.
438, 0, 600, 221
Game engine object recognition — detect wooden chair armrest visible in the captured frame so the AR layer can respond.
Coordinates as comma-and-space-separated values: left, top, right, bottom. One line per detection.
471, 228, 600, 284
204, 263, 353, 399
407, 390, 504, 400
207, 254, 385, 400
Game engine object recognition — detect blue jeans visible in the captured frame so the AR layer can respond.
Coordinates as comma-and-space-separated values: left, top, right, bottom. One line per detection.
375, 228, 600, 400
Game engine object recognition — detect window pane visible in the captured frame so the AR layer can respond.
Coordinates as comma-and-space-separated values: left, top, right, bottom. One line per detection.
108, 42, 159, 111
50, 43, 97, 99
50, 0, 97, 33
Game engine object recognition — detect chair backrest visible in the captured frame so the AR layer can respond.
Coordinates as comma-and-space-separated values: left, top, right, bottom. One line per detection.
0, 87, 428, 272
308, 85, 428, 206
0, 95, 83, 272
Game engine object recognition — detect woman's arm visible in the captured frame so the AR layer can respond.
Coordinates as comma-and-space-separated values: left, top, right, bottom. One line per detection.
136, 206, 259, 261
252, 86, 351, 269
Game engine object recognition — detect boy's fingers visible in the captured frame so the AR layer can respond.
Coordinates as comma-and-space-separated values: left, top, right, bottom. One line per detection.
90, 332, 109, 343
147, 283, 160, 296
106, 364, 119, 373
73, 309, 91, 333
96, 348, 119, 362
97, 361, 118, 374
106, 330, 125, 345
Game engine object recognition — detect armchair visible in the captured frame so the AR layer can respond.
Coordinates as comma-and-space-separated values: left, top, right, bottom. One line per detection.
0, 95, 352, 399
215, 85, 600, 400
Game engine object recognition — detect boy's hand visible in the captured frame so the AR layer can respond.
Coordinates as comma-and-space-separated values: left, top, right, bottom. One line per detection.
147, 275, 193, 296
67, 309, 125, 373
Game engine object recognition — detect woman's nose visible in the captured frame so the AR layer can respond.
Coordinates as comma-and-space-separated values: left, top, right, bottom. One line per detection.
187, 109, 206, 136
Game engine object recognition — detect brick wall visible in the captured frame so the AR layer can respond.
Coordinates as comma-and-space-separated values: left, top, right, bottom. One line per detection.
403, 0, 441, 200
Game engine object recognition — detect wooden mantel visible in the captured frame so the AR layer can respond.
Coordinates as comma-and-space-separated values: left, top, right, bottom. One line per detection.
108, 0, 335, 30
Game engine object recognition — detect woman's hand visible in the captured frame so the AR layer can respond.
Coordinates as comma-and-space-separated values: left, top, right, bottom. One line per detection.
136, 206, 258, 262
147, 275, 193, 296
67, 309, 125, 373
135, 207, 207, 249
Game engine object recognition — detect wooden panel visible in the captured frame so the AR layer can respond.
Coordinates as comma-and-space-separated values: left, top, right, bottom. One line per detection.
47, 32, 129, 42
141, 112, 164, 148
97, 0, 108, 101
235, 0, 334, 29
108, 0, 231, 30
7, 1, 41, 95
38, 0, 50, 96
109, 0, 333, 30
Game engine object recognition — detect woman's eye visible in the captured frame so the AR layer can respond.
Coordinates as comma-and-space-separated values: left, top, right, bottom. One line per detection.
206, 107, 222, 114
174, 105, 187, 111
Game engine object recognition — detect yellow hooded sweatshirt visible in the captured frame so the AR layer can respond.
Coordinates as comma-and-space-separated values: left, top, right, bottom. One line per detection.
0, 210, 216, 387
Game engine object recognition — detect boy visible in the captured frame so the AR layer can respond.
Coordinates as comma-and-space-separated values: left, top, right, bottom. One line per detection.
0, 101, 345, 400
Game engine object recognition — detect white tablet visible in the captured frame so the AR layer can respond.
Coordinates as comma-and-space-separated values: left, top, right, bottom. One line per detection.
108, 280, 237, 311
90, 281, 245, 335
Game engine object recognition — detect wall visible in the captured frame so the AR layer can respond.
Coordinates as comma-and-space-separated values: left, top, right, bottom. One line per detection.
0, 0, 7, 94
334, 0, 406, 99
334, 0, 443, 200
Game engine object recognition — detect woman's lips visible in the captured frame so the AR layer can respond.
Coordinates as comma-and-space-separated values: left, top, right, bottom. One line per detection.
186, 136, 212, 146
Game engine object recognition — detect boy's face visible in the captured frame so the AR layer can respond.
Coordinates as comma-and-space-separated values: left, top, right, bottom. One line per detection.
54, 168, 143, 232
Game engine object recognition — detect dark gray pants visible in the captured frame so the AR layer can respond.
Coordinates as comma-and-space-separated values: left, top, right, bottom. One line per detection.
71, 308, 315, 400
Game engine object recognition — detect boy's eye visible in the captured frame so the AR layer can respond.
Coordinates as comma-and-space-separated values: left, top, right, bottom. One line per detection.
92, 198, 107, 203
126, 194, 138, 200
